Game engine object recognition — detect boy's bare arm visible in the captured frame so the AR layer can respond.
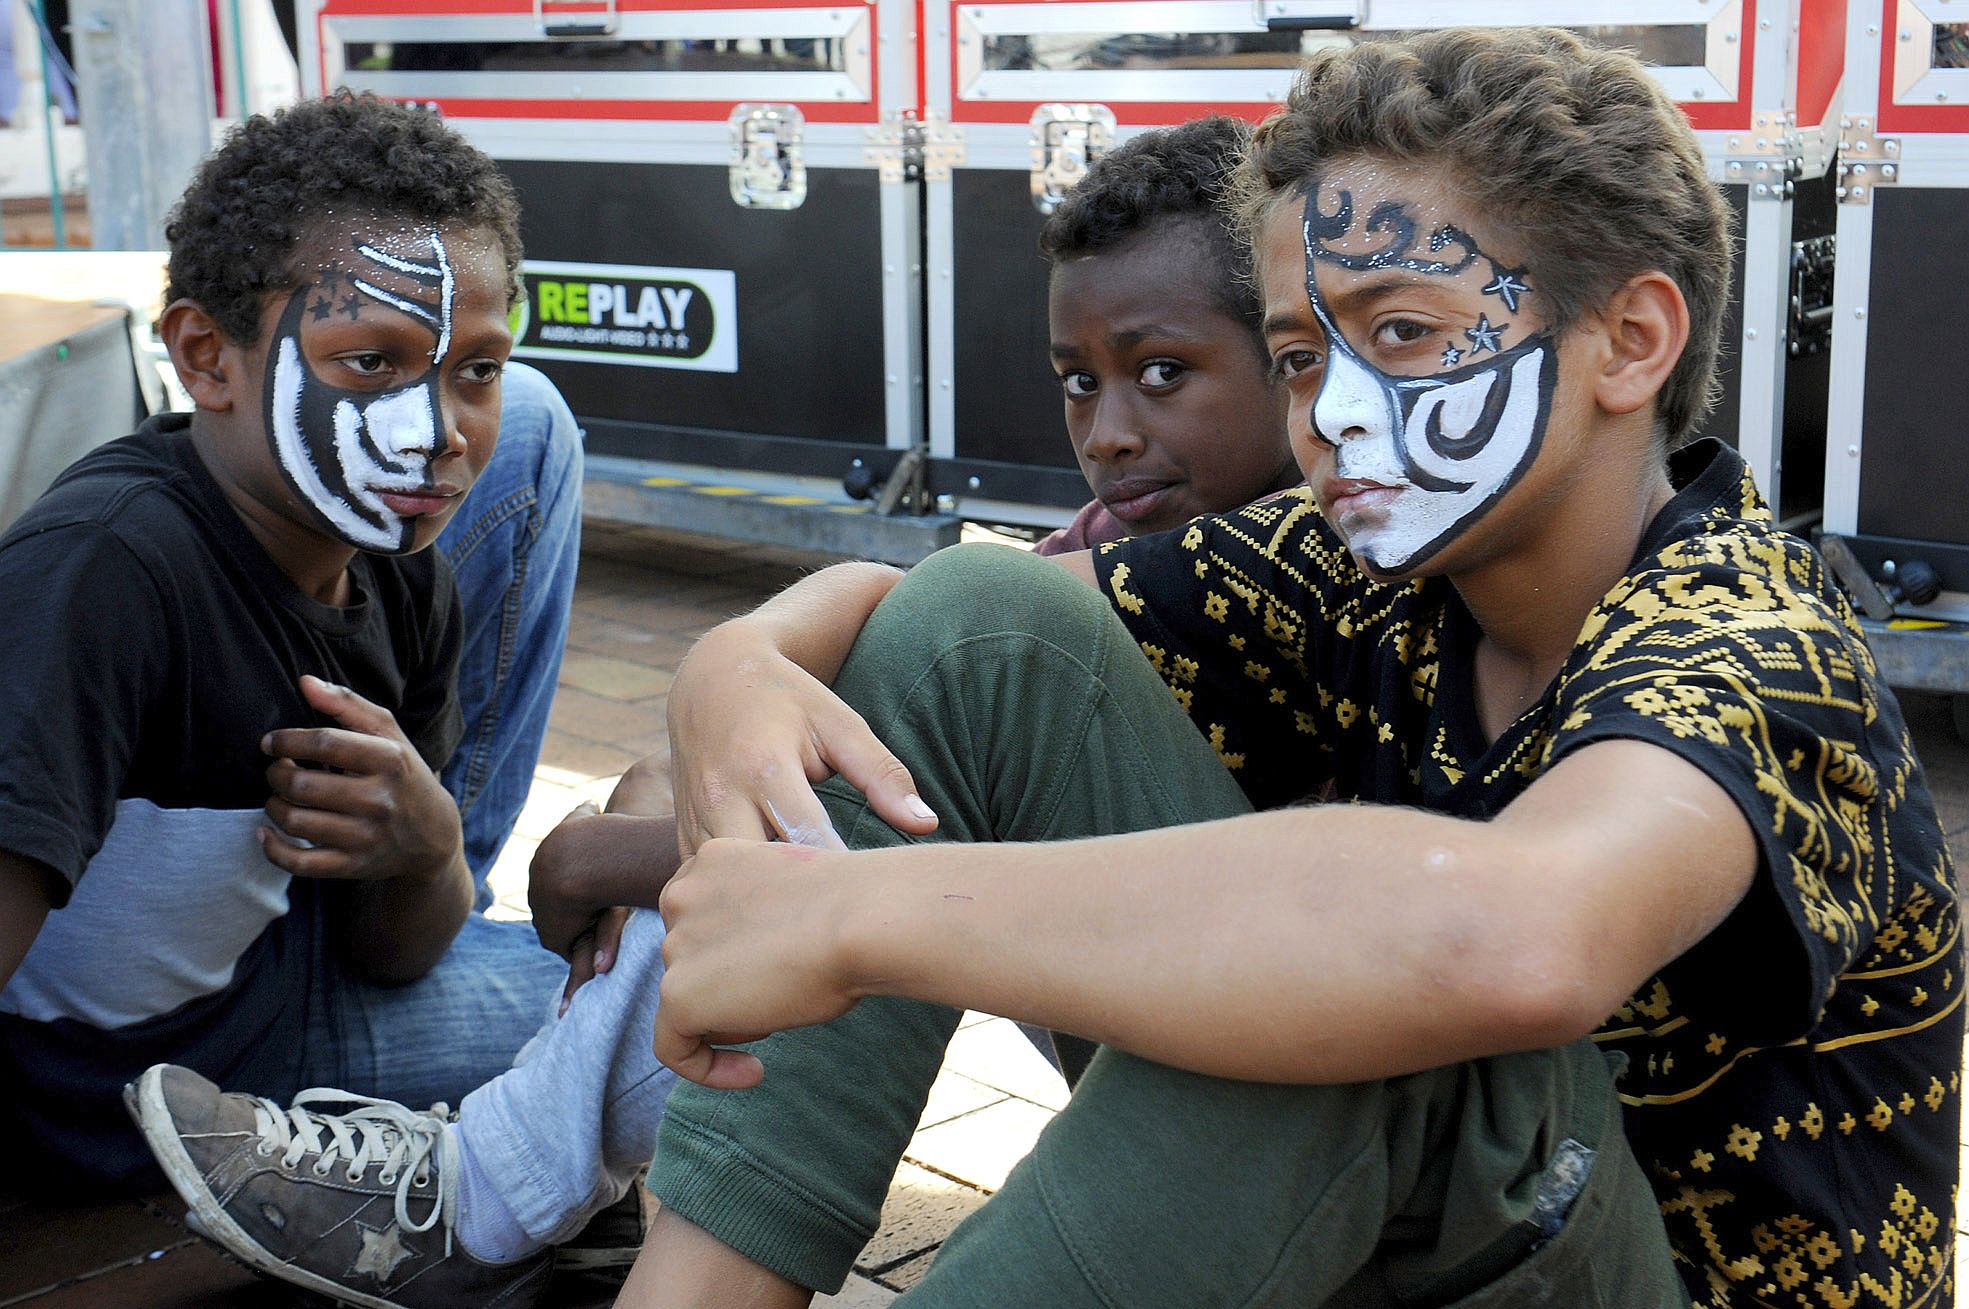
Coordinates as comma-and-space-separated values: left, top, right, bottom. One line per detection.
654, 738, 1756, 1089
669, 560, 935, 854
0, 851, 62, 994
1045, 548, 1100, 588
618, 1207, 813, 1309
259, 676, 473, 985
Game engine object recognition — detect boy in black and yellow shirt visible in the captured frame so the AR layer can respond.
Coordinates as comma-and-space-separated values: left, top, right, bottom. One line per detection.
596, 29, 1953, 1309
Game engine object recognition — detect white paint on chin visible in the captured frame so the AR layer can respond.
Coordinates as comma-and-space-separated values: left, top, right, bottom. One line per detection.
270, 336, 401, 553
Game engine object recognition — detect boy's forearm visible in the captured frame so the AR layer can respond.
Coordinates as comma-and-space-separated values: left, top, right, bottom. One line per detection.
726, 561, 903, 684
0, 850, 61, 994
833, 746, 1752, 1084
345, 848, 474, 985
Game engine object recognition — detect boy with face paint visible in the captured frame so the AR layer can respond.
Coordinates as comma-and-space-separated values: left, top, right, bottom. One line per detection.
1034, 115, 1297, 554
620, 29, 1958, 1309
0, 95, 677, 1308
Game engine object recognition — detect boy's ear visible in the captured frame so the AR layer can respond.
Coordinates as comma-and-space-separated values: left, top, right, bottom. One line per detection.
159, 299, 249, 413
1589, 271, 1690, 421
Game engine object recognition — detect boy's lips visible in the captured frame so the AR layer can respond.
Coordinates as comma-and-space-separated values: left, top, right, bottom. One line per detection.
1098, 477, 1181, 524
374, 486, 462, 517
1322, 477, 1403, 520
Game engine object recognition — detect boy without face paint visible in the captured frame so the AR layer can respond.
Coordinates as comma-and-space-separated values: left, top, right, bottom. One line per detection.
624, 28, 1957, 1309
1034, 117, 1299, 551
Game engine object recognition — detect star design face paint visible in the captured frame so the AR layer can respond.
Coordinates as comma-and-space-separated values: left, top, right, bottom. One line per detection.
262, 229, 457, 554
1296, 184, 1556, 575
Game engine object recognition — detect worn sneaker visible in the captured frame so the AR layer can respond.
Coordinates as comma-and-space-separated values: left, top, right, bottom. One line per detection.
126, 1064, 552, 1309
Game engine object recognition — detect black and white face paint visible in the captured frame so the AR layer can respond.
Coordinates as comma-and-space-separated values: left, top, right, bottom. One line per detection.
262, 229, 456, 555
1300, 187, 1556, 574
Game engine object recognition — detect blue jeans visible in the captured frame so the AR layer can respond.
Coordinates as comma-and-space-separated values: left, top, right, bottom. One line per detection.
436, 360, 584, 902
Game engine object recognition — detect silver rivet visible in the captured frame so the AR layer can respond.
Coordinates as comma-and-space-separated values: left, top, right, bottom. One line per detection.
967, 475, 982, 490
1855, 308, 1867, 320
1746, 327, 1760, 340
1867, 23, 1880, 35
1848, 445, 1860, 457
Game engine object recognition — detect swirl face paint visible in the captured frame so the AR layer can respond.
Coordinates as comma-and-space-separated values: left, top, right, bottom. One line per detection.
263, 229, 457, 555
1296, 183, 1557, 575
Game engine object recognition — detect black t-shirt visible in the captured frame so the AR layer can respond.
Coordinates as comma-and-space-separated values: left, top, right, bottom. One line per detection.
1095, 440, 1960, 1308
0, 412, 461, 1189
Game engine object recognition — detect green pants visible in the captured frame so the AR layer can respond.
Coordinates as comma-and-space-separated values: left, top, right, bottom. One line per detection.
649, 543, 1683, 1308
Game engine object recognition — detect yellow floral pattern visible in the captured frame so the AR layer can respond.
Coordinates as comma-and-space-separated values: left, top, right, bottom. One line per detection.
1096, 441, 1960, 1307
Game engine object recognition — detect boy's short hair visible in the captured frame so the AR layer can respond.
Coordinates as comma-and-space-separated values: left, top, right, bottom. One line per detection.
1234, 27, 1734, 443
164, 91, 524, 344
1039, 115, 1260, 335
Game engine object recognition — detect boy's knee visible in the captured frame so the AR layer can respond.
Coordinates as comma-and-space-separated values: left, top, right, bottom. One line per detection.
877, 542, 1115, 650
492, 363, 583, 485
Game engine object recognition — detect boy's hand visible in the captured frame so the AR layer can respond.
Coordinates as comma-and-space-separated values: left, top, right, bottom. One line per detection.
654, 836, 861, 1089
259, 675, 461, 884
669, 622, 933, 857
530, 802, 685, 1013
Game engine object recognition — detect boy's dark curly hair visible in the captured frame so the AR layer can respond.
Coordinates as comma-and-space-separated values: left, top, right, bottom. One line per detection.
165, 92, 524, 344
1038, 116, 1259, 334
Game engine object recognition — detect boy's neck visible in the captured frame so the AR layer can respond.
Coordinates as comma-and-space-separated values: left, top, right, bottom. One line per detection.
187, 414, 360, 607
1453, 437, 1677, 739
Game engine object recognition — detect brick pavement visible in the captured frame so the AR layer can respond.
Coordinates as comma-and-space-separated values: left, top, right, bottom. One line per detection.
4, 520, 1968, 1306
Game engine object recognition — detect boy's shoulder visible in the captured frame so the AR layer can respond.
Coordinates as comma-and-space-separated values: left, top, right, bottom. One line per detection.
1577, 441, 1862, 681
4, 414, 214, 567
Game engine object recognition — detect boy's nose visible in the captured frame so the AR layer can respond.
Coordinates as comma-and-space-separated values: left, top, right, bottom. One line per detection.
359, 386, 442, 460
1079, 396, 1145, 463
1311, 346, 1389, 451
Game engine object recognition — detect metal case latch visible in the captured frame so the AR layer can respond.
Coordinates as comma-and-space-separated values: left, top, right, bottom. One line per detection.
1787, 236, 1835, 357
1029, 104, 1115, 215
535, 0, 616, 38
729, 104, 807, 210
865, 110, 965, 184
1837, 117, 1901, 206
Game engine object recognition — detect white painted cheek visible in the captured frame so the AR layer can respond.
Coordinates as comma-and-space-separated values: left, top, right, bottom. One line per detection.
1403, 347, 1547, 493
271, 340, 395, 551
333, 399, 401, 533
1370, 346, 1551, 572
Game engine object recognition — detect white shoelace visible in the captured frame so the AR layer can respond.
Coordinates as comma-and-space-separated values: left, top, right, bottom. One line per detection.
246, 1089, 459, 1245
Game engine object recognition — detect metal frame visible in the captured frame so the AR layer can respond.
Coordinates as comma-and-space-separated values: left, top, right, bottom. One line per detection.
949, 0, 1744, 110
1893, 0, 1969, 105
319, 8, 873, 107
300, 0, 925, 490
1824, 0, 1969, 631
924, 0, 1787, 519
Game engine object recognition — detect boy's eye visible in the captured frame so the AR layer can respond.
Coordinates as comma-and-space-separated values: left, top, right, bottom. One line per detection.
459, 359, 505, 385
1138, 361, 1183, 389
1059, 371, 1097, 398
343, 352, 390, 377
1271, 348, 1325, 382
1372, 319, 1434, 347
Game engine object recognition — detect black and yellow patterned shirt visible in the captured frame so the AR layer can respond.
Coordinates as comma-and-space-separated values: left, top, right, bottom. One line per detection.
1093, 439, 1960, 1308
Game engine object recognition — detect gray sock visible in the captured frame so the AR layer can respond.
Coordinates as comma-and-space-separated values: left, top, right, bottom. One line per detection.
451, 1124, 543, 1264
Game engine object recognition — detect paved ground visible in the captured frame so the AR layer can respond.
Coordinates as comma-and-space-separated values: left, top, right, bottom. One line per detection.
3, 518, 1967, 1306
